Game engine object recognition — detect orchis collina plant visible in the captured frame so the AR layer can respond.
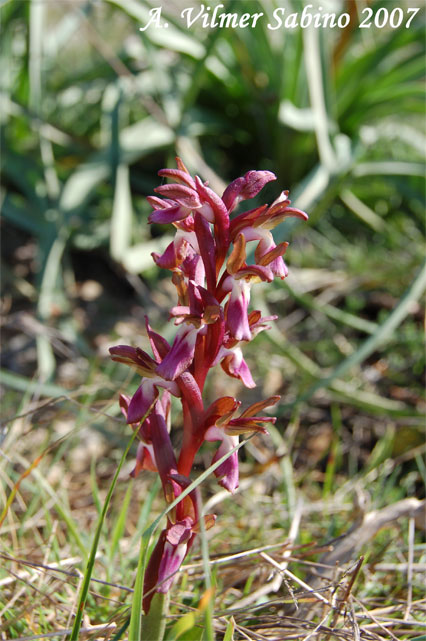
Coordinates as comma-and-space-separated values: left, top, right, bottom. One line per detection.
109, 158, 308, 614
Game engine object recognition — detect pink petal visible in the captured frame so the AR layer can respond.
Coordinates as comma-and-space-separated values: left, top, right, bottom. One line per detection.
213, 448, 239, 493
221, 176, 244, 212
205, 426, 239, 493
152, 238, 189, 271
241, 170, 276, 199
158, 168, 196, 189
226, 280, 251, 341
149, 205, 188, 225
222, 170, 276, 212
143, 530, 167, 613
156, 390, 171, 424
194, 212, 216, 292
187, 280, 204, 318
155, 325, 198, 380
220, 347, 256, 388
150, 407, 178, 487
147, 195, 169, 209
170, 305, 191, 319
145, 317, 171, 362
119, 393, 132, 420
130, 441, 157, 477
229, 204, 268, 239
195, 176, 230, 270
249, 312, 277, 338
234, 264, 273, 282
268, 255, 288, 279
109, 345, 156, 375
154, 183, 201, 208
126, 381, 158, 424
182, 253, 205, 286
157, 535, 189, 592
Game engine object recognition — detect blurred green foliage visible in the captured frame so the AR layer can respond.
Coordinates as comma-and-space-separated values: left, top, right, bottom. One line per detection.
1, 0, 425, 386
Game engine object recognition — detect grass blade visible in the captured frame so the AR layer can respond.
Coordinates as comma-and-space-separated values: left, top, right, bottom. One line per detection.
108, 480, 133, 566
128, 523, 151, 640
303, 24, 336, 171
0, 369, 68, 398
353, 161, 425, 177
69, 426, 140, 640
315, 259, 426, 387
29, 0, 43, 112
199, 496, 214, 641
340, 188, 386, 232
223, 617, 235, 641
295, 259, 426, 406
278, 280, 378, 334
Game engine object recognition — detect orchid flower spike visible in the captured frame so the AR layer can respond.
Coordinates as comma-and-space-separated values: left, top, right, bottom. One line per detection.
109, 157, 308, 611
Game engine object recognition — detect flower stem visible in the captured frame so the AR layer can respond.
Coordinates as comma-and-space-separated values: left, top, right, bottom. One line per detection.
142, 591, 169, 641
177, 396, 199, 476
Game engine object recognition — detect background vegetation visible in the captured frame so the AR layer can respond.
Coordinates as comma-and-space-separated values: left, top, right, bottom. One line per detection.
1, 0, 425, 639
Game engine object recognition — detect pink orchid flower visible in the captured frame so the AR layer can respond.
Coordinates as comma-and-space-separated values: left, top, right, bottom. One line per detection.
204, 395, 280, 492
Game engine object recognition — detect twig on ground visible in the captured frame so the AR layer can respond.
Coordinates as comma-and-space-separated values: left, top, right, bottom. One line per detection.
230, 501, 303, 609
404, 516, 415, 620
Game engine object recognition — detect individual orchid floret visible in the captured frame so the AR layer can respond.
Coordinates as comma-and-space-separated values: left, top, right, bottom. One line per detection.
213, 345, 255, 388
119, 394, 157, 476
246, 227, 290, 279
151, 232, 191, 271
149, 405, 178, 487
193, 176, 230, 272
109, 318, 184, 421
108, 344, 158, 377
230, 190, 308, 239
170, 281, 221, 329
212, 312, 278, 388
149, 157, 217, 227
204, 396, 280, 492
125, 379, 164, 424
143, 513, 215, 612
222, 169, 277, 213
221, 234, 274, 341
148, 182, 204, 227
155, 323, 199, 381
156, 519, 194, 589
110, 344, 180, 423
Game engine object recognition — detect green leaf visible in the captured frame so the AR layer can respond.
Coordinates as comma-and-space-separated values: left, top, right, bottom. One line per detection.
1, 193, 47, 235
0, 369, 68, 398
2, 152, 47, 215
169, 611, 198, 640
110, 164, 133, 262
60, 118, 174, 214
223, 618, 235, 641
29, 0, 44, 112
108, 0, 205, 58
365, 426, 395, 474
